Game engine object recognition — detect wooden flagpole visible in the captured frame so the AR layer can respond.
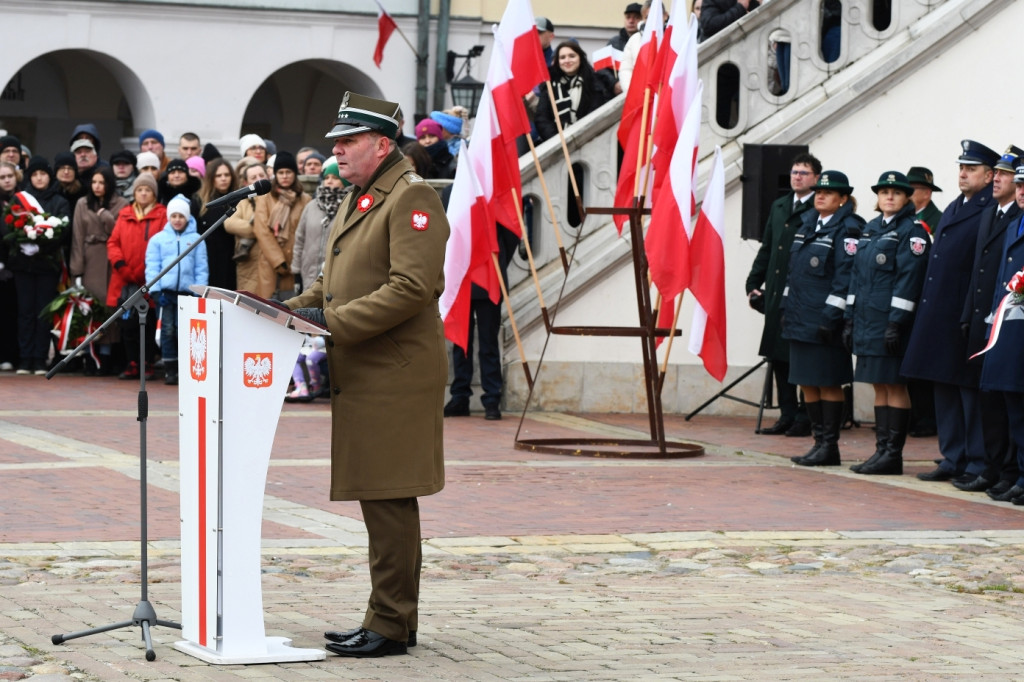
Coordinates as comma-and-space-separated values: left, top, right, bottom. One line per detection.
543, 80, 586, 222
511, 187, 550, 330
525, 135, 570, 274
492, 251, 532, 389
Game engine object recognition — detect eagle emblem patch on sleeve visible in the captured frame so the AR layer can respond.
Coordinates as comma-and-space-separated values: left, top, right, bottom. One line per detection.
844, 238, 858, 255
909, 236, 926, 256
411, 210, 430, 231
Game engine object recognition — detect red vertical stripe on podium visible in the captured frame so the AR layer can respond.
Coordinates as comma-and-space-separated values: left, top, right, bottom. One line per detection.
197, 297, 205, 314
197, 396, 207, 646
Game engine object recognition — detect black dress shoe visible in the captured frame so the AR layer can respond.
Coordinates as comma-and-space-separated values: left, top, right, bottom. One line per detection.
992, 484, 1024, 502
952, 475, 994, 492
987, 480, 1014, 499
325, 627, 417, 647
443, 399, 470, 417
783, 421, 812, 437
916, 466, 956, 482
484, 406, 502, 420
325, 628, 407, 657
759, 419, 793, 435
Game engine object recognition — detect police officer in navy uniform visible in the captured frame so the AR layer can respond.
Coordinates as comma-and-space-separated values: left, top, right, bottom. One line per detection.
782, 170, 864, 467
745, 152, 821, 437
902, 139, 999, 482
844, 172, 930, 476
955, 146, 1023, 493
979, 163, 1024, 503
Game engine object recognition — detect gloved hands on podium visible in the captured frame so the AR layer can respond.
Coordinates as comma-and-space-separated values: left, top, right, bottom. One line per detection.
293, 307, 326, 328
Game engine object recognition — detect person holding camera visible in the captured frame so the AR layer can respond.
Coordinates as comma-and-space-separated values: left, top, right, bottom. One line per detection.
745, 153, 821, 436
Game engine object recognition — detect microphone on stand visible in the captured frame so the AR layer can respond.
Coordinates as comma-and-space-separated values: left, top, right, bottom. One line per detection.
204, 179, 273, 209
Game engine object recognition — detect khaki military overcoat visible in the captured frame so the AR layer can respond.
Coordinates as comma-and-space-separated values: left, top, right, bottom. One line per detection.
286, 150, 448, 501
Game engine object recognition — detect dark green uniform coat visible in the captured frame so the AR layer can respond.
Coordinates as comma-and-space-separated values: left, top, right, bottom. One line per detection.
745, 192, 814, 361
286, 150, 448, 501
915, 200, 942, 236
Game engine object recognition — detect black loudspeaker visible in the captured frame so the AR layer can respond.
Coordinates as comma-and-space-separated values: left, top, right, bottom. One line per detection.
741, 144, 808, 242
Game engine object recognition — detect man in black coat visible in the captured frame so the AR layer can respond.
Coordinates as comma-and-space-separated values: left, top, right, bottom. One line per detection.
745, 153, 820, 436
956, 147, 1023, 494
700, 0, 760, 39
903, 140, 999, 483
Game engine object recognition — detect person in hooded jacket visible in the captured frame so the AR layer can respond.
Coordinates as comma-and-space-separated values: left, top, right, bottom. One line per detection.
107, 173, 167, 379
782, 170, 864, 467
145, 194, 208, 385
843, 172, 930, 476
23, 156, 71, 265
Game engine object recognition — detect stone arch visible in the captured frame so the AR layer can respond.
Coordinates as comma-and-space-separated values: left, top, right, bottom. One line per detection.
0, 49, 153, 161
240, 60, 384, 155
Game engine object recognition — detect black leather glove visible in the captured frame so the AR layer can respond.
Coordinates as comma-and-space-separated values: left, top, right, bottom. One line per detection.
885, 322, 901, 355
748, 291, 765, 314
292, 307, 326, 327
816, 325, 834, 345
842, 319, 854, 353
960, 322, 970, 339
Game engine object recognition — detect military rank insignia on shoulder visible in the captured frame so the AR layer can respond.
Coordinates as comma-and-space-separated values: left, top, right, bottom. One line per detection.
404, 172, 424, 183
910, 236, 927, 256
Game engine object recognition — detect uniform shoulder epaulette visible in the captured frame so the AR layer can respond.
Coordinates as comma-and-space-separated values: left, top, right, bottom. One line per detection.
402, 171, 424, 184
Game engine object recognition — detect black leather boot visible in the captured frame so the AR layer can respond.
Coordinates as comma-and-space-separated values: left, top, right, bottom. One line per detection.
851, 405, 888, 473
797, 399, 842, 466
791, 401, 823, 464
859, 406, 908, 475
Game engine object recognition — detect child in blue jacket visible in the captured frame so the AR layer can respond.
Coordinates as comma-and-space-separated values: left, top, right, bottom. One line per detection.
145, 194, 208, 385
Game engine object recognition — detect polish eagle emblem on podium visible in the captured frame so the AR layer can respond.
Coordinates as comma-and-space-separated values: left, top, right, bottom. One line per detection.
189, 320, 207, 381
243, 353, 273, 388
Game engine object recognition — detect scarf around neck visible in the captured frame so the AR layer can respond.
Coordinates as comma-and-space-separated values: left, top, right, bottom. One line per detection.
554, 73, 584, 127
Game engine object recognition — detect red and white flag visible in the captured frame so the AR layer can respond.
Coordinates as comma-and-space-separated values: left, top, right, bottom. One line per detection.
470, 76, 523, 241
688, 146, 728, 381
652, 15, 698, 205
440, 142, 498, 351
646, 80, 702, 337
495, 0, 549, 97
373, 0, 398, 68
591, 45, 623, 73
612, 0, 665, 232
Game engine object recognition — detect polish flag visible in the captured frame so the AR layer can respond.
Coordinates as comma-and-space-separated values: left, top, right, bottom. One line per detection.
652, 15, 699, 205
440, 142, 498, 351
687, 146, 728, 381
489, 29, 532, 148
470, 79, 523, 242
373, 0, 398, 68
647, 81, 702, 313
496, 0, 549, 97
591, 45, 623, 73
612, 0, 665, 232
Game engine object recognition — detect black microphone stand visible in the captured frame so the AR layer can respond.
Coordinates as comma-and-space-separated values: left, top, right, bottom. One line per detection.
48, 201, 241, 661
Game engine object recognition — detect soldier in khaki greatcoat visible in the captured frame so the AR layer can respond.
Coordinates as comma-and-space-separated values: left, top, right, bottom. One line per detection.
286, 92, 449, 658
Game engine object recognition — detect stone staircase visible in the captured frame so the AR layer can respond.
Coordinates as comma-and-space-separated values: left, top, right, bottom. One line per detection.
505, 0, 1012, 342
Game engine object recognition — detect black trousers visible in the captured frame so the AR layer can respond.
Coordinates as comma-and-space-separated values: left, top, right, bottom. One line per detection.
772, 360, 806, 423
360, 497, 421, 643
450, 298, 503, 409
14, 270, 60, 364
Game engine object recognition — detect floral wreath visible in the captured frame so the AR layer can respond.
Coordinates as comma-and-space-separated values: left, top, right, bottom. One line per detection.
2, 191, 68, 244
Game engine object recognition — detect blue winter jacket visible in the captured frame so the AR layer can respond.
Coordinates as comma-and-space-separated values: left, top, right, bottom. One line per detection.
145, 215, 209, 294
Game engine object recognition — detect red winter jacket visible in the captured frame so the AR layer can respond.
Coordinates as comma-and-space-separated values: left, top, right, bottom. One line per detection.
106, 202, 167, 307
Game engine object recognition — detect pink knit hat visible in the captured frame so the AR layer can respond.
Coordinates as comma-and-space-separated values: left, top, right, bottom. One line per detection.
185, 156, 206, 178
415, 119, 443, 140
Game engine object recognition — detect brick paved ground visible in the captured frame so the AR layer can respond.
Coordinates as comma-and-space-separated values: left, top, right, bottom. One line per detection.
2, 372, 1024, 680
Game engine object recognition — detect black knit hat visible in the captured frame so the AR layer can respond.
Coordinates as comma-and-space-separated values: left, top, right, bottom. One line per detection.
165, 158, 189, 174
109, 149, 137, 167
25, 155, 52, 178
54, 151, 76, 171
0, 135, 21, 154
274, 151, 298, 174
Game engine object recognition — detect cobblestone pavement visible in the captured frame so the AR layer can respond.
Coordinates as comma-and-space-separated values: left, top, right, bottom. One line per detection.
2, 373, 1024, 680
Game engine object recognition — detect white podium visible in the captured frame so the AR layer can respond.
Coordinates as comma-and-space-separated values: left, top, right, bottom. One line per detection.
174, 287, 328, 664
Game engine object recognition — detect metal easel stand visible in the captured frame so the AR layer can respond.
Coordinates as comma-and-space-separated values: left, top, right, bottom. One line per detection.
685, 358, 777, 429
514, 202, 703, 459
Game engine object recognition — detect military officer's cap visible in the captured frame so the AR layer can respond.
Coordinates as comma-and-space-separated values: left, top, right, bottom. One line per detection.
906, 166, 942, 192
871, 170, 914, 195
812, 170, 853, 194
1015, 164, 1024, 184
325, 91, 401, 140
957, 139, 999, 167
993, 145, 1024, 173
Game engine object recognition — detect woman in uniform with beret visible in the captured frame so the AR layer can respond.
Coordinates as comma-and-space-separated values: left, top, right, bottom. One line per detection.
783, 170, 864, 466
844, 172, 930, 475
